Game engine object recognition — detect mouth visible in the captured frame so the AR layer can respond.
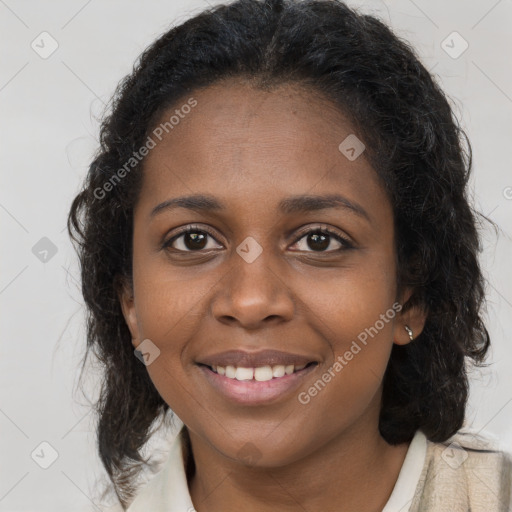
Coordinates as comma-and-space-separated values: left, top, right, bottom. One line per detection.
196, 359, 319, 406
200, 361, 318, 381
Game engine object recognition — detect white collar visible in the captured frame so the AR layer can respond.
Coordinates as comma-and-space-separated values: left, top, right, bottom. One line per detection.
127, 427, 427, 512
127, 427, 194, 512
381, 429, 427, 512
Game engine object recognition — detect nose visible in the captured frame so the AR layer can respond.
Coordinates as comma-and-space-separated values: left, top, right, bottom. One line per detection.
210, 248, 295, 330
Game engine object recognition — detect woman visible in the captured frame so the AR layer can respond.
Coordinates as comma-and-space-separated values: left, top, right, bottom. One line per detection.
68, 0, 512, 510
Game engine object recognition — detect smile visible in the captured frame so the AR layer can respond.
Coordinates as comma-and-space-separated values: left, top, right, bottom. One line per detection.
197, 361, 319, 405
210, 363, 314, 381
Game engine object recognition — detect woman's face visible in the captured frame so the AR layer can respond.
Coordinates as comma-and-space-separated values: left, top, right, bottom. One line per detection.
120, 80, 424, 466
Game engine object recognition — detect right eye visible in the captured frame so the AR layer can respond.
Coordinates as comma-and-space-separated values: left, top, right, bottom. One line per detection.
163, 224, 224, 252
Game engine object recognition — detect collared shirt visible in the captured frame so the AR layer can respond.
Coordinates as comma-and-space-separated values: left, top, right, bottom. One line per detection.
124, 425, 511, 512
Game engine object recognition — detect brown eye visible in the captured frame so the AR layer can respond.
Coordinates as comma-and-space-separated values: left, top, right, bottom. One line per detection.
306, 232, 331, 251
291, 227, 353, 253
163, 225, 222, 252
181, 231, 207, 250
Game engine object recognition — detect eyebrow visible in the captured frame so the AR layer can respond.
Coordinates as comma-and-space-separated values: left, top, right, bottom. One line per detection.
150, 193, 371, 223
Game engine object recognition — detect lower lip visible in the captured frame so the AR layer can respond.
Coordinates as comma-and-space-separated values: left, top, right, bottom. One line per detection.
197, 364, 318, 406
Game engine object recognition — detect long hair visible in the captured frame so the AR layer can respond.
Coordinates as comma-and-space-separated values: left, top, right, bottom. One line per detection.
67, 0, 493, 507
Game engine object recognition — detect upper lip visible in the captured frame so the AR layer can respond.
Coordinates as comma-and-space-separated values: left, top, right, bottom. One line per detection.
197, 350, 318, 368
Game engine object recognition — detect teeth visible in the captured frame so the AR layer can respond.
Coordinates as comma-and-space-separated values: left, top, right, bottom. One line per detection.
211, 363, 311, 380
254, 366, 273, 381
235, 367, 254, 380
272, 365, 285, 378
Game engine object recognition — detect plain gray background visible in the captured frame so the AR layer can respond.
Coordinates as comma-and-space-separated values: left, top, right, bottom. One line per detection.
1, 0, 511, 510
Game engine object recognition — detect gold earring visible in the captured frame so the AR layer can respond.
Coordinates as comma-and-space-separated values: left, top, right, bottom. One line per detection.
404, 325, 414, 341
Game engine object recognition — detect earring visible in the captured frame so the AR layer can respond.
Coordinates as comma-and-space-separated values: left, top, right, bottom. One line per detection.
404, 325, 414, 341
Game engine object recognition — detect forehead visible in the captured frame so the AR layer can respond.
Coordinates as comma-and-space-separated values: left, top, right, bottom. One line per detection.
136, 80, 388, 220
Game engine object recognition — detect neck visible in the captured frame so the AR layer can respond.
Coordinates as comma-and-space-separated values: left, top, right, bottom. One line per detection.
186, 409, 411, 512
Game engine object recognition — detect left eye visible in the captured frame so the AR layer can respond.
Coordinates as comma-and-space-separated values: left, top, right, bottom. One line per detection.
291, 228, 352, 252
163, 226, 352, 253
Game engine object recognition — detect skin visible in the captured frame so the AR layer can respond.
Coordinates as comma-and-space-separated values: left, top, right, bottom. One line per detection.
120, 79, 427, 512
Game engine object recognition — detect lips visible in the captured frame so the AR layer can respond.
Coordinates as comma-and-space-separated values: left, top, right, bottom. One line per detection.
197, 349, 318, 368
197, 361, 318, 405
195, 349, 320, 404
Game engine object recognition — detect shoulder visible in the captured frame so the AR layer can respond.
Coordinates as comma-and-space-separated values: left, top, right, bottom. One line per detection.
427, 427, 512, 476
410, 428, 512, 512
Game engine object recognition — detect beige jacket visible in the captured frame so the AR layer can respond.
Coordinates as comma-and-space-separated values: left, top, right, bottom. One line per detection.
409, 429, 512, 511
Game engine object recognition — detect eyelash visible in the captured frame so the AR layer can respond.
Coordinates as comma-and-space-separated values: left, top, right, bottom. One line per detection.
162, 224, 354, 253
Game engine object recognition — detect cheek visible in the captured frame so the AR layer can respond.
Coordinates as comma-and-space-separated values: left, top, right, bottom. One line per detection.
130, 252, 223, 417
290, 275, 397, 454
299, 260, 397, 390
302, 261, 397, 345
132, 253, 213, 340
131, 272, 200, 422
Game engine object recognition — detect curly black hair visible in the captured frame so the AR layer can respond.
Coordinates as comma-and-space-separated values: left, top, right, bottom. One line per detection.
67, 0, 494, 508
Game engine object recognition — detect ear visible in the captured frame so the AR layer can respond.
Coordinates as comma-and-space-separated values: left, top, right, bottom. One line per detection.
116, 275, 140, 349
393, 288, 427, 346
